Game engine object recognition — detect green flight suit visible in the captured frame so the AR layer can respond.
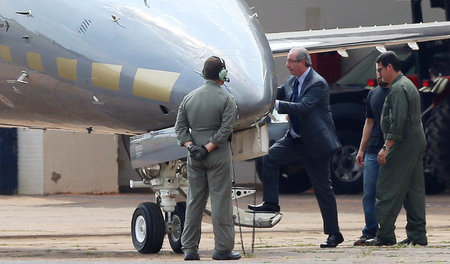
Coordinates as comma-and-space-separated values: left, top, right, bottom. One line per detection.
175, 79, 238, 254
377, 73, 427, 244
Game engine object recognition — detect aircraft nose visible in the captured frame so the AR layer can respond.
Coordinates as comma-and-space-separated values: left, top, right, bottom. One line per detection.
224, 52, 277, 128
217, 7, 278, 129
112, 0, 278, 129
175, 0, 278, 129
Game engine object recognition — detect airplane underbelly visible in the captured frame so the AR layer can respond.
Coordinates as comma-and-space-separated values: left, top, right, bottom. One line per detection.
0, 61, 169, 134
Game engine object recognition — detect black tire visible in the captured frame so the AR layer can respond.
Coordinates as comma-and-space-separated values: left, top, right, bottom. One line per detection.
331, 129, 363, 194
423, 92, 450, 192
255, 157, 311, 194
166, 202, 186, 254
131, 202, 165, 254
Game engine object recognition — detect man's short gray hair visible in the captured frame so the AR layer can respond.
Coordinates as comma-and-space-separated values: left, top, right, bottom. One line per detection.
291, 47, 312, 67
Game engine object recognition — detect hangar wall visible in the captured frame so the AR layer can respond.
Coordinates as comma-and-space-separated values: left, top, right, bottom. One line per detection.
17, 128, 118, 195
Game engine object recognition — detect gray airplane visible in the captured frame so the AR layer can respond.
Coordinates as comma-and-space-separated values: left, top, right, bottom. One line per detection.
1, 0, 450, 255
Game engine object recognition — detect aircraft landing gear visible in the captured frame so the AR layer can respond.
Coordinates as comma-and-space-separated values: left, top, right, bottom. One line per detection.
130, 161, 186, 254
166, 201, 186, 253
131, 202, 165, 253
131, 201, 187, 254
128, 125, 281, 254
129, 159, 282, 253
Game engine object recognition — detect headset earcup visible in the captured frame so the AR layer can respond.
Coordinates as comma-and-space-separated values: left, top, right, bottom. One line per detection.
218, 69, 228, 81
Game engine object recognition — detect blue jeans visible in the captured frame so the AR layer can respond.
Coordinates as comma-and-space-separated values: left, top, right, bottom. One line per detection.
362, 153, 379, 238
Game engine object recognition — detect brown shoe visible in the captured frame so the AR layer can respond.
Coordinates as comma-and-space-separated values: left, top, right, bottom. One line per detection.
353, 235, 372, 246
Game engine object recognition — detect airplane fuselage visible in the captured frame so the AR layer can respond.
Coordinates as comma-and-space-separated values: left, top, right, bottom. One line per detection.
0, 0, 277, 134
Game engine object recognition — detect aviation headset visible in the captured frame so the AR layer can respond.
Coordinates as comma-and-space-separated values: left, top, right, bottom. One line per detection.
216, 56, 229, 82
203, 56, 229, 82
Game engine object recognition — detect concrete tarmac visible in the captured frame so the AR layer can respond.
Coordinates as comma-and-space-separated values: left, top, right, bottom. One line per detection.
0, 191, 449, 263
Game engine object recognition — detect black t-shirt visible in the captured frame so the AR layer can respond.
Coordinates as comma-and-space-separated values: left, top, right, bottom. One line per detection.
365, 86, 389, 154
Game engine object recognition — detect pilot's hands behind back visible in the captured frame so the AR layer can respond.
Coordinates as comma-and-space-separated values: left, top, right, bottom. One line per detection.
188, 144, 209, 160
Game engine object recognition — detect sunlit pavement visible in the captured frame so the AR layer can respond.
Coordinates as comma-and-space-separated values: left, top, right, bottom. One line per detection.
0, 190, 449, 263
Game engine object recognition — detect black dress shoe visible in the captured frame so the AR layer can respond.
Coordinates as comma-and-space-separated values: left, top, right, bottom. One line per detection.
184, 252, 200, 261
212, 251, 241, 260
364, 236, 396, 246
398, 237, 427, 246
248, 202, 280, 212
320, 232, 344, 248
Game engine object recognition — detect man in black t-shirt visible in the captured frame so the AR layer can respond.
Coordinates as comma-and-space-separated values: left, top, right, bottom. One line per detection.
353, 73, 389, 246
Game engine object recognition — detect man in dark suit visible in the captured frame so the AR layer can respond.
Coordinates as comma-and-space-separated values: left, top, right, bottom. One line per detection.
248, 47, 343, 248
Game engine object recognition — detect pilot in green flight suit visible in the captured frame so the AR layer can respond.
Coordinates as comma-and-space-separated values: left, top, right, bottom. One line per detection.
174, 56, 240, 261
366, 51, 427, 246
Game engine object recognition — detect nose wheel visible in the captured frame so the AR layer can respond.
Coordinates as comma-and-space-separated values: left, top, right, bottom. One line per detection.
131, 202, 165, 253
166, 202, 186, 253
131, 201, 187, 254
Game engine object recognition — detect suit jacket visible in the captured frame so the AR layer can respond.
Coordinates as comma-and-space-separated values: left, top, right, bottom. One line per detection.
277, 69, 341, 158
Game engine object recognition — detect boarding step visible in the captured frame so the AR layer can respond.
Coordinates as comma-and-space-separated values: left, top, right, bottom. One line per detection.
232, 186, 255, 200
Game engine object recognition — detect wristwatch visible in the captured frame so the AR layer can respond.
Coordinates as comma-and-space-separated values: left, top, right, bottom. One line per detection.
382, 144, 390, 151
